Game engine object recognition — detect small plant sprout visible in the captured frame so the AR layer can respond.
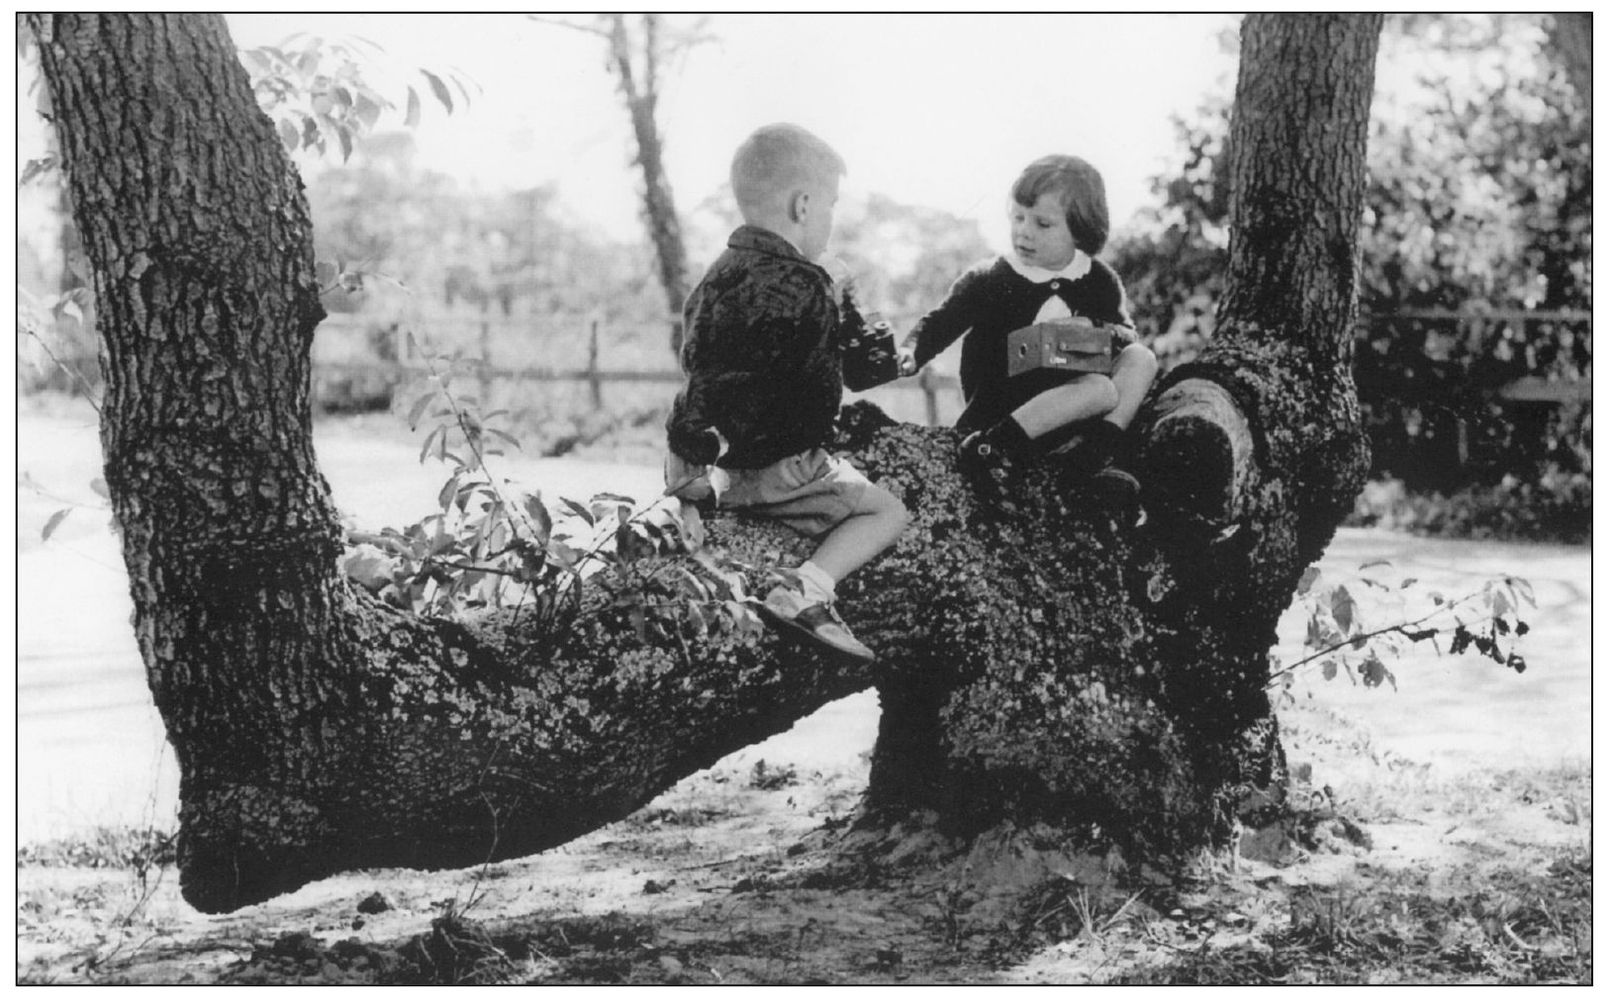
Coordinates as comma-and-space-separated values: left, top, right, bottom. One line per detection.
1270, 559, 1536, 691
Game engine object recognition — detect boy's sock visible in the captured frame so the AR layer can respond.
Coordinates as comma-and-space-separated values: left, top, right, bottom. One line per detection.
795, 560, 838, 605
759, 560, 874, 662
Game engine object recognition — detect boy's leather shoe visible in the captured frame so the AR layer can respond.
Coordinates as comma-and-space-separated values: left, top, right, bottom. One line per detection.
757, 584, 876, 662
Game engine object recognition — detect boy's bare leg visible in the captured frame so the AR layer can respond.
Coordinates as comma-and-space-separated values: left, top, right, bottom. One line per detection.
1011, 374, 1119, 439
1101, 343, 1160, 430
806, 484, 909, 583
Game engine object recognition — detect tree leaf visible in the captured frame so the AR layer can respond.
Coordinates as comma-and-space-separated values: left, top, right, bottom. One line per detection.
547, 540, 580, 569
420, 69, 453, 113
1359, 652, 1389, 688
418, 424, 443, 464
522, 493, 553, 543
18, 155, 56, 185
1296, 566, 1320, 595
41, 508, 70, 541
354, 94, 382, 132
404, 86, 421, 128
277, 118, 300, 152
1507, 576, 1537, 608
559, 496, 595, 526
90, 477, 109, 499
1330, 586, 1356, 635
343, 544, 395, 593
406, 391, 436, 430
485, 427, 522, 451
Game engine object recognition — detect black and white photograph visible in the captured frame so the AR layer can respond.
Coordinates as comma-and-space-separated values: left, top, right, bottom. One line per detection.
15, 11, 1592, 984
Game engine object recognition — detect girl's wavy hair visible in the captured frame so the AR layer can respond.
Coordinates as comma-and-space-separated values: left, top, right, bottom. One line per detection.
1010, 154, 1110, 256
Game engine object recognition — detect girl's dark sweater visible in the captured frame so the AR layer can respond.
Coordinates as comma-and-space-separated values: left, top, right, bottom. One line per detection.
903, 256, 1133, 431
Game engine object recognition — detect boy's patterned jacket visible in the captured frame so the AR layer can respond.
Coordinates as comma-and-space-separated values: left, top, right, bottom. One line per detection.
667, 225, 847, 470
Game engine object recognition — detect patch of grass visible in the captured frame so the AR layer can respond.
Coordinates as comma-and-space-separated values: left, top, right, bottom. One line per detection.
17, 825, 177, 871
619, 804, 734, 830
1106, 847, 1591, 985
748, 759, 799, 791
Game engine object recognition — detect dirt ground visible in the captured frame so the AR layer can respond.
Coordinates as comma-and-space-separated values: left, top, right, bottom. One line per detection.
15, 397, 1593, 984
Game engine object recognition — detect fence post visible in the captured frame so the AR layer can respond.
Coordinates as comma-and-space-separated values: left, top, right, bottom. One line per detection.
588, 319, 603, 410
919, 366, 940, 427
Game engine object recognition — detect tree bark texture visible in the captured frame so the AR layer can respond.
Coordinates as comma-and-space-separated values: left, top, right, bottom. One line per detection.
36, 12, 1378, 914
1547, 12, 1592, 112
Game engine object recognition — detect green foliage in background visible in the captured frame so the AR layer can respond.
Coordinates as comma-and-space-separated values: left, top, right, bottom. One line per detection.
1109, 13, 1590, 540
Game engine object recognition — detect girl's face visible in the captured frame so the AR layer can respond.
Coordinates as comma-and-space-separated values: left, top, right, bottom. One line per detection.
1009, 191, 1078, 271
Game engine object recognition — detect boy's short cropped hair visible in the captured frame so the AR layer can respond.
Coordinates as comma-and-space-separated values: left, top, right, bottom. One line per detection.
1011, 154, 1110, 256
731, 123, 847, 218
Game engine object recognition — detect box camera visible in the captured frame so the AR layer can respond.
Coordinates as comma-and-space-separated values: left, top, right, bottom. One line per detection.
1006, 317, 1116, 377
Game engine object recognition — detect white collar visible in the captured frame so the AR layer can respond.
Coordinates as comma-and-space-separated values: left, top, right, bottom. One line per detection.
1004, 250, 1092, 284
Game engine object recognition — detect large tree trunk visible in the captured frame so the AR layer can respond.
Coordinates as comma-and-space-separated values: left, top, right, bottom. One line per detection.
34, 11, 1377, 915
860, 13, 1379, 855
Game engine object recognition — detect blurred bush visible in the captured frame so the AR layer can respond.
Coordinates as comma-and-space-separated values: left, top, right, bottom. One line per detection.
1109, 13, 1591, 541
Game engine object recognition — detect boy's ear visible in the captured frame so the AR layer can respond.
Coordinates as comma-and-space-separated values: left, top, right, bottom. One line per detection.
789, 190, 811, 224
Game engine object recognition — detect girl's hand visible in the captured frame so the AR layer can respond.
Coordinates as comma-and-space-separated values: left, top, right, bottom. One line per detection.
897, 349, 918, 377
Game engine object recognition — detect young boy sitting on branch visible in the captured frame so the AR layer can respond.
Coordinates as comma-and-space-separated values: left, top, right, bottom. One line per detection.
664, 122, 910, 663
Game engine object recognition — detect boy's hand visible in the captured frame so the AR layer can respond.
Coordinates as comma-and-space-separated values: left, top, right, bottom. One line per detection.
664, 451, 713, 502
896, 349, 919, 377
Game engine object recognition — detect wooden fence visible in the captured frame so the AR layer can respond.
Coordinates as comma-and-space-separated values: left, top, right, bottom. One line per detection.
312, 314, 964, 425
309, 308, 1589, 426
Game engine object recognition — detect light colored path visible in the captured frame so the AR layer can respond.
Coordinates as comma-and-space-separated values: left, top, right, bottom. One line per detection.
15, 406, 1590, 843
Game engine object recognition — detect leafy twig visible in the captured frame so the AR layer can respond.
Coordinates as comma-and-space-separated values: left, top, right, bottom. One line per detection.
18, 325, 101, 414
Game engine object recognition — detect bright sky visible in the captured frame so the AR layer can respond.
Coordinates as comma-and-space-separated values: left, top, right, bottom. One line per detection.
226, 13, 1239, 248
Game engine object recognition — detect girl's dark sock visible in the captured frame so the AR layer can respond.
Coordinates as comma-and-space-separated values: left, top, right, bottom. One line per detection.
1057, 420, 1125, 478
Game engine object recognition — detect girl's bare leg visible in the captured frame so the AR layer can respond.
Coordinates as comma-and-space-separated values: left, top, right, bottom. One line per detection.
1011, 374, 1118, 439
1101, 343, 1160, 430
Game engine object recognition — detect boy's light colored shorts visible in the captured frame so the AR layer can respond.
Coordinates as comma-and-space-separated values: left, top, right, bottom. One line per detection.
712, 448, 871, 540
